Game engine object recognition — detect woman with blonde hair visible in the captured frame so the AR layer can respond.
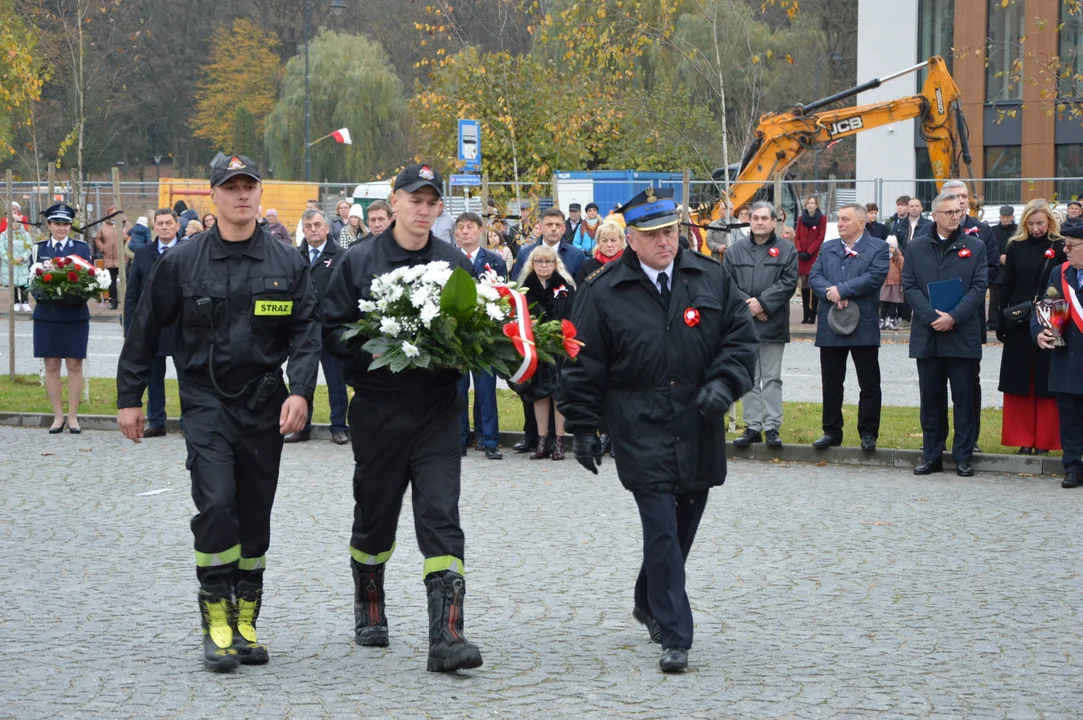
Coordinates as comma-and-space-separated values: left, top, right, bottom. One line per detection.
574, 220, 624, 285
998, 199, 1067, 454
340, 204, 368, 248
515, 244, 577, 461
185, 219, 204, 238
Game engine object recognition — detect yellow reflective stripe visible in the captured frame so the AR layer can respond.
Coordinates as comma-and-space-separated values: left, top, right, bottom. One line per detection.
195, 544, 241, 567
350, 543, 395, 566
238, 555, 266, 571
423, 556, 464, 578
253, 300, 293, 316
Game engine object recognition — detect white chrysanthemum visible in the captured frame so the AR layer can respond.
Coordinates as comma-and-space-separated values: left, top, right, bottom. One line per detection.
404, 265, 427, 282
379, 317, 402, 337
485, 303, 505, 321
96, 272, 111, 289
410, 286, 434, 308
358, 299, 377, 312
385, 283, 404, 301
420, 303, 440, 326
401, 341, 420, 358
420, 262, 452, 287
476, 284, 500, 301
376, 298, 389, 311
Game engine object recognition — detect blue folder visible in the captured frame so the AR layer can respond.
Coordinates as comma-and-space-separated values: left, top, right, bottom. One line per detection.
928, 277, 964, 313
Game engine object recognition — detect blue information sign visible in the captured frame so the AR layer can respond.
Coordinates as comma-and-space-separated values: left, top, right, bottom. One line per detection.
458, 119, 481, 172
450, 174, 482, 187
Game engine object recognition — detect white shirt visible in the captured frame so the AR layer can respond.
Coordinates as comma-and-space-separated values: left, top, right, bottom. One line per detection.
642, 261, 675, 294
157, 236, 178, 253
461, 246, 479, 265
50, 238, 68, 252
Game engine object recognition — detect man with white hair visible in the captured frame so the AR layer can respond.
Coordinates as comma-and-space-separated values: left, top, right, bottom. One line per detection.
901, 191, 988, 477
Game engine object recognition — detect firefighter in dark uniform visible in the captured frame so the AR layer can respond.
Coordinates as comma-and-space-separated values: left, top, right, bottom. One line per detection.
321, 164, 483, 673
559, 188, 758, 673
116, 155, 321, 671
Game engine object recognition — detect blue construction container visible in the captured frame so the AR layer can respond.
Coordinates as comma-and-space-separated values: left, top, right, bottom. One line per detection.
555, 170, 686, 216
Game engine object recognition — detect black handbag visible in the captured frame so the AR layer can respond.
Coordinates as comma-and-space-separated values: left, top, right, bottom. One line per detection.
1001, 251, 1053, 329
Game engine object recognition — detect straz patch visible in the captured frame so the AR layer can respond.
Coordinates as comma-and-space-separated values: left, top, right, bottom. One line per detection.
253, 300, 293, 316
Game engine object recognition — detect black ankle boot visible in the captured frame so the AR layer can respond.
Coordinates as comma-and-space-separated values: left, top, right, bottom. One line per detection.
232, 580, 269, 664
199, 591, 239, 672
351, 560, 389, 646
424, 571, 483, 672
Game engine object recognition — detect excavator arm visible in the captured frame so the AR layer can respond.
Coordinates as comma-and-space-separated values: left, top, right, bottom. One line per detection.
701, 56, 975, 224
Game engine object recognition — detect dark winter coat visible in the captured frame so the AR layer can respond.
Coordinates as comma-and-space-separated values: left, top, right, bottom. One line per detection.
794, 210, 827, 275
722, 233, 798, 343
865, 221, 889, 240
298, 235, 342, 303
990, 222, 1017, 285
895, 216, 933, 254
517, 270, 576, 403
1032, 262, 1083, 396
125, 237, 183, 357
809, 234, 890, 347
901, 228, 989, 360
998, 235, 1066, 397
560, 248, 758, 495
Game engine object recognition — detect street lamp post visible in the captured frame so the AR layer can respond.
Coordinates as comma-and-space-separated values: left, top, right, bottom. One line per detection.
153, 154, 162, 184
304, 0, 349, 182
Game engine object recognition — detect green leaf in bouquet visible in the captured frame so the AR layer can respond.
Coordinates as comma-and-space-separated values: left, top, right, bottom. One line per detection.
440, 267, 477, 323
389, 351, 414, 373
368, 351, 397, 370
414, 352, 432, 369
362, 336, 396, 356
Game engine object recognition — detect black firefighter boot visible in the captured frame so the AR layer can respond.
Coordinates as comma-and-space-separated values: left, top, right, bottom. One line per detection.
232, 579, 269, 664
424, 571, 483, 672
351, 560, 389, 646
199, 591, 240, 672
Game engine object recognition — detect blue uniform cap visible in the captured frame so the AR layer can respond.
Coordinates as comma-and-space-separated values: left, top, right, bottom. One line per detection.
617, 187, 678, 230
44, 203, 76, 224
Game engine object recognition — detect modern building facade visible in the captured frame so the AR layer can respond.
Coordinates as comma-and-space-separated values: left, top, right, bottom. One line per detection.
856, 0, 1082, 208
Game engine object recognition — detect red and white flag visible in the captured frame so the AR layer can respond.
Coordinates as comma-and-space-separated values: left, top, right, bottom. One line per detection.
331, 128, 352, 145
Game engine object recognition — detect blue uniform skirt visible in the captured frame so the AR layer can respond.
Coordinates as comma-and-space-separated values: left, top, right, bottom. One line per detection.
33, 319, 90, 359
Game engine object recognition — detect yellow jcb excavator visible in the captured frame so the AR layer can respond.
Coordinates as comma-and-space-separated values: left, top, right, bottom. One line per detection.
696, 55, 978, 225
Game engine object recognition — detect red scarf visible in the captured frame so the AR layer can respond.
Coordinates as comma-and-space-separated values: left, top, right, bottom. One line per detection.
595, 247, 623, 264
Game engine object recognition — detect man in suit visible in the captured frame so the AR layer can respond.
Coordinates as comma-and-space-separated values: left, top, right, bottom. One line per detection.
1034, 237, 1083, 488
809, 203, 890, 451
901, 191, 988, 477
287, 209, 349, 445
124, 208, 183, 437
454, 212, 507, 460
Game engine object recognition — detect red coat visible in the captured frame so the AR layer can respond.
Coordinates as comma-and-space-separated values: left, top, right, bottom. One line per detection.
794, 213, 827, 275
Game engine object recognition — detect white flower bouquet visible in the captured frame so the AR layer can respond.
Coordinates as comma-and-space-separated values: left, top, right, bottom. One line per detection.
342, 261, 580, 379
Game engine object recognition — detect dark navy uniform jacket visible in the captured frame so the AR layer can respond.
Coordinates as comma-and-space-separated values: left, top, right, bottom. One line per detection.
116, 225, 322, 408
1032, 262, 1083, 396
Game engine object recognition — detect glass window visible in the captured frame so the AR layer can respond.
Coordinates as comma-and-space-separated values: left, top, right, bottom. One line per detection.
983, 146, 1022, 205
987, 1, 1025, 102
1056, 145, 1083, 201
1060, 1, 1083, 97
917, 0, 955, 90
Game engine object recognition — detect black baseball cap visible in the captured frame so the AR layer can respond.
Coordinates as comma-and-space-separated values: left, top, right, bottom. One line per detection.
394, 164, 443, 196
210, 155, 261, 187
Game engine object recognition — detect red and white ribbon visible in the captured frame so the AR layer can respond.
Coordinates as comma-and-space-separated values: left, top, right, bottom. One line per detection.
65, 254, 95, 271
490, 283, 538, 383
1062, 263, 1083, 334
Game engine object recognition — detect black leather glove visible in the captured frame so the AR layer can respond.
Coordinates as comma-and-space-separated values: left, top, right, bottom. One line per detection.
695, 380, 731, 417
995, 328, 1006, 343
798, 251, 812, 261
573, 433, 603, 475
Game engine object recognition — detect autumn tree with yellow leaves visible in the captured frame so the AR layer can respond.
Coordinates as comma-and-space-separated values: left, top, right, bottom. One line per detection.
0, 0, 46, 158
190, 19, 283, 152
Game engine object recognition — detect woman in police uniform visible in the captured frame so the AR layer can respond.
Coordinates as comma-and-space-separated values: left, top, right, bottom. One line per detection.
32, 204, 93, 433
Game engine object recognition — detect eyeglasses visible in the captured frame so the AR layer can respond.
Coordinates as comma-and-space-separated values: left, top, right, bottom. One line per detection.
1066, 242, 1083, 252
935, 209, 965, 217
534, 259, 555, 266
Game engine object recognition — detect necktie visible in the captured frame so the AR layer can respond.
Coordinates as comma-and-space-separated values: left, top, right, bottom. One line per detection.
310, 248, 320, 266
53, 241, 63, 254
658, 271, 671, 307
160, 244, 169, 254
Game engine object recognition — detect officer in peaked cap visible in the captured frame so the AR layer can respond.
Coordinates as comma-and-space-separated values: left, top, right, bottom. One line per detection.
117, 153, 322, 671
559, 186, 758, 673
322, 163, 484, 672
31, 202, 94, 433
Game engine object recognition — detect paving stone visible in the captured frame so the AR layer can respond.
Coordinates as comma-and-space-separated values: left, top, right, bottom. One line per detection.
0, 425, 1080, 719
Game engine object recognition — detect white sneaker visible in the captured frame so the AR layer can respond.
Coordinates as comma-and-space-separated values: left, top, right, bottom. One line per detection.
878, 318, 885, 329
18, 303, 29, 312
889, 318, 899, 330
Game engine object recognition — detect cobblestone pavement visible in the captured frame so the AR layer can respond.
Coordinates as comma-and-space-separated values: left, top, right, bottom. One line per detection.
1, 426, 1079, 719
0, 319, 1005, 408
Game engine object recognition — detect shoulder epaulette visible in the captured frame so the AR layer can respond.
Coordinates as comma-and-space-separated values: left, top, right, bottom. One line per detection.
584, 261, 617, 285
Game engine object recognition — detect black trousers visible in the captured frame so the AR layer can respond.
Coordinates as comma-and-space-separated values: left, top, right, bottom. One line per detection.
988, 285, 1002, 330
1057, 393, 1083, 475
633, 489, 709, 650
973, 360, 983, 444
106, 267, 119, 304
349, 390, 465, 577
182, 383, 287, 597
916, 357, 978, 464
820, 346, 881, 440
